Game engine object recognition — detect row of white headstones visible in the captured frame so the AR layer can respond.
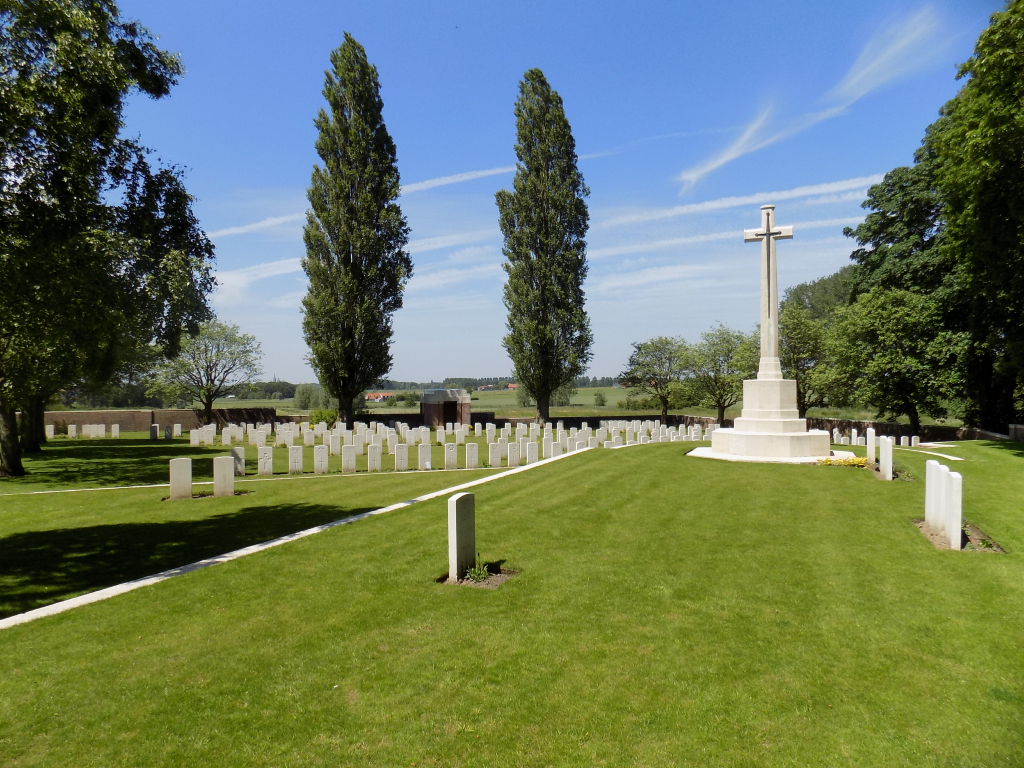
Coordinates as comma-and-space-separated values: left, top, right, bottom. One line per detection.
853, 428, 964, 550
46, 424, 122, 439
166, 419, 721, 500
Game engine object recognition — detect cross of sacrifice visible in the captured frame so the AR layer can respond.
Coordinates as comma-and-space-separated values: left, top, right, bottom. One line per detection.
744, 205, 793, 366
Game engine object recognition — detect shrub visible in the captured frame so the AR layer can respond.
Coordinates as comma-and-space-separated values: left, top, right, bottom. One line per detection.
594, 392, 606, 406
309, 408, 338, 426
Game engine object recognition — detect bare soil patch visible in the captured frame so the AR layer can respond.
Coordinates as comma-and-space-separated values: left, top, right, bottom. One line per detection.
914, 519, 1006, 553
437, 565, 519, 590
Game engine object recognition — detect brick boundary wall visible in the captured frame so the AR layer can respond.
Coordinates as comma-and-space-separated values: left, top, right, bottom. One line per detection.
44, 408, 279, 433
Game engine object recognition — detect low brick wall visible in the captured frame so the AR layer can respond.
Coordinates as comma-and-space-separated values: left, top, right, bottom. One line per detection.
45, 408, 279, 433
805, 417, 1004, 442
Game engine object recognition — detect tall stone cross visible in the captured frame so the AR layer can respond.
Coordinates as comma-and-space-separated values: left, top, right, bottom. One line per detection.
744, 204, 792, 379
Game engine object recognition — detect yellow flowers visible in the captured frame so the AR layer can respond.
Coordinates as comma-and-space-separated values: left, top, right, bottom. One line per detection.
817, 456, 869, 467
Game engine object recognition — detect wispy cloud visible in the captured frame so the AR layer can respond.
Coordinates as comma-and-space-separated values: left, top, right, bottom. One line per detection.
214, 257, 303, 304
407, 263, 503, 292
601, 175, 881, 228
401, 166, 515, 194
677, 6, 944, 189
407, 230, 497, 253
803, 189, 870, 205
591, 216, 864, 260
828, 6, 943, 105
589, 264, 720, 294
208, 213, 305, 238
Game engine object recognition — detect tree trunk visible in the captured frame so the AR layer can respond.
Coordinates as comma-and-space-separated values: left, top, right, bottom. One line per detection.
717, 403, 726, 425
536, 393, 550, 423
202, 397, 215, 427
0, 399, 26, 477
660, 396, 669, 424
20, 393, 47, 453
908, 406, 921, 436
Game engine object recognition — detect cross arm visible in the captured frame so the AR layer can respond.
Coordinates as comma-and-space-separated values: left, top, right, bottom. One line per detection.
743, 228, 762, 242
775, 225, 794, 240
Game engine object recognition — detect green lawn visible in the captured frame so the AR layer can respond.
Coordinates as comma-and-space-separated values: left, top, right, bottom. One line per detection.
1, 440, 1021, 765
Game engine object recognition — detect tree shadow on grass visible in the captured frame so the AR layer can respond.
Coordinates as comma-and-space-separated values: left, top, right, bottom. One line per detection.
0, 501, 373, 619
8, 441, 228, 489
975, 440, 1024, 459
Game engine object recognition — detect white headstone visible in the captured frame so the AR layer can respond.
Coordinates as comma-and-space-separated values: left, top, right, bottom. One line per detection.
342, 444, 356, 473
527, 441, 538, 464
465, 442, 478, 469
474, 423, 482, 437
44, 424, 54, 439
395, 443, 409, 471
488, 442, 500, 468
947, 471, 963, 551
288, 445, 303, 474
879, 436, 893, 481
230, 446, 245, 476
368, 443, 382, 472
150, 424, 158, 440
258, 446, 273, 476
448, 492, 475, 582
314, 444, 329, 474
552, 442, 563, 457
444, 442, 457, 470
189, 430, 200, 447
387, 434, 398, 454
169, 457, 192, 500
507, 442, 520, 467
418, 443, 431, 471
866, 428, 876, 464
111, 424, 119, 439
213, 456, 234, 497
911, 436, 920, 447
173, 423, 182, 437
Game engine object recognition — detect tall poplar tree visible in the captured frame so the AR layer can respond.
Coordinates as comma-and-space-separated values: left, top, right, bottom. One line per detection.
496, 69, 593, 421
302, 34, 412, 425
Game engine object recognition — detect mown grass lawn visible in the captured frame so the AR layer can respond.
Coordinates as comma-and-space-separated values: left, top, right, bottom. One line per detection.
1, 440, 1022, 766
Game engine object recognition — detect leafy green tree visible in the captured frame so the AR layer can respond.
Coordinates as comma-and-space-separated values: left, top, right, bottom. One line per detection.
0, 2, 211, 476
922, 1, 1024, 431
689, 325, 759, 424
826, 290, 965, 433
779, 303, 830, 418
593, 391, 606, 407
619, 336, 688, 422
150, 321, 262, 425
784, 265, 856, 319
301, 34, 412, 427
496, 69, 593, 422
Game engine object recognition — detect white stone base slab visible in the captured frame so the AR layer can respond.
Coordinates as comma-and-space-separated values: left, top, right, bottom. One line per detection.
711, 426, 831, 458
688, 446, 854, 464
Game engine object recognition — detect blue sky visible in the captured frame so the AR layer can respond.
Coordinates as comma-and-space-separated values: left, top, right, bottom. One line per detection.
121, 0, 1000, 383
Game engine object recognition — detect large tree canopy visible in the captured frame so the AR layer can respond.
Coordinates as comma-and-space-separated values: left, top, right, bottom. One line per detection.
0, 1, 213, 475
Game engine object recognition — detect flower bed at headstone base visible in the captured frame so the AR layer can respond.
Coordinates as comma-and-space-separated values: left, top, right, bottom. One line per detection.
914, 519, 1006, 553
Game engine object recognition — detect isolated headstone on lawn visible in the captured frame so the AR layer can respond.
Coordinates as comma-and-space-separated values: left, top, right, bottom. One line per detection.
342, 444, 356, 473
866, 428, 876, 464
314, 444, 329, 474
395, 443, 409, 471
213, 456, 235, 497
465, 442, 478, 469
169, 458, 192, 500
150, 424, 158, 440
173, 423, 182, 437
418, 443, 431, 471
231, 446, 245, 476
111, 424, 120, 439
258, 446, 273, 476
288, 445, 303, 474
368, 443, 382, 472
507, 442, 520, 467
448, 492, 475, 582
879, 436, 893, 481
912, 436, 920, 447
488, 442, 500, 468
45, 424, 54, 439
444, 442, 457, 470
